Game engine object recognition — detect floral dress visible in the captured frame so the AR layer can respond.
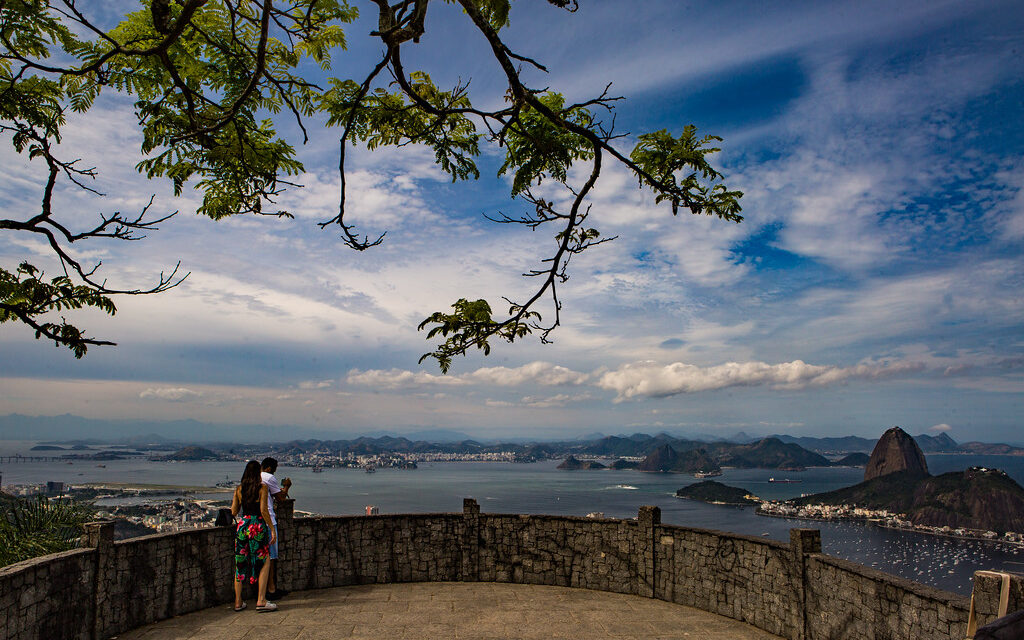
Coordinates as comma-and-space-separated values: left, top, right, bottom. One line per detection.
234, 498, 270, 583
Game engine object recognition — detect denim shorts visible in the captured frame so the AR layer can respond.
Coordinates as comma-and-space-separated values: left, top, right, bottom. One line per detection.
268, 524, 279, 560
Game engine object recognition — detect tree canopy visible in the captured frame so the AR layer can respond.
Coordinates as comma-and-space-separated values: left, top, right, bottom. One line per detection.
0, 0, 742, 370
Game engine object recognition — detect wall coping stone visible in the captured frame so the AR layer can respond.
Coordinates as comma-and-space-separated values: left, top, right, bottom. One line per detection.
491, 513, 640, 525
297, 511, 465, 522
0, 547, 93, 578
809, 552, 971, 608
657, 522, 792, 551
110, 525, 227, 549
295, 512, 640, 526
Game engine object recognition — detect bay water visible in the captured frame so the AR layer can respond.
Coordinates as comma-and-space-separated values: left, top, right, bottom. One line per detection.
2, 441, 1022, 596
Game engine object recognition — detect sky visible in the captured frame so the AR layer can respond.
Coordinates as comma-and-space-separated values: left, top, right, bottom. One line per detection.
2, 0, 1024, 443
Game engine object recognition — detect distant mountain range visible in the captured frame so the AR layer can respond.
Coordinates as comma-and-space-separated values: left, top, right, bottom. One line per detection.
770, 432, 1024, 456
2, 414, 1023, 458
560, 437, 834, 473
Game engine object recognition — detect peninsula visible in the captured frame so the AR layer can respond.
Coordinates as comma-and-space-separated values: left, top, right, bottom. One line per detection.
763, 427, 1024, 539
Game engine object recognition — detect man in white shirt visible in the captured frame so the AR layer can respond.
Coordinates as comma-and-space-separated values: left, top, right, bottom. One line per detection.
260, 457, 291, 600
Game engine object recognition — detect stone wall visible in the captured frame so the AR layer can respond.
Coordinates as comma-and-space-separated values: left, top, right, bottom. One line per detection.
654, 524, 804, 639
288, 512, 465, 589
94, 526, 235, 639
971, 570, 1024, 628
477, 514, 641, 592
803, 553, 969, 640
0, 549, 95, 640
1, 500, 1018, 640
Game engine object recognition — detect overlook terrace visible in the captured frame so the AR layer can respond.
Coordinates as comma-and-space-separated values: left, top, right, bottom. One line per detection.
2, 500, 1021, 640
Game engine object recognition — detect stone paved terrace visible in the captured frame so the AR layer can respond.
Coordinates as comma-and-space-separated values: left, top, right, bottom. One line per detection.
114, 582, 783, 640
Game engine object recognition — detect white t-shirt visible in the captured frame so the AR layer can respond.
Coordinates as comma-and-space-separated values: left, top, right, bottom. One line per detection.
261, 471, 280, 525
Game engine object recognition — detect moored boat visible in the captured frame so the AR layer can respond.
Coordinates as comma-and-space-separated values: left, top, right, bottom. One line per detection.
694, 470, 723, 478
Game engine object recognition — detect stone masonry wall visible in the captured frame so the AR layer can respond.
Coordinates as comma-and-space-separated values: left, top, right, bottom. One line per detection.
970, 570, 1024, 629
2, 501, 1013, 640
476, 514, 641, 593
654, 525, 803, 639
803, 554, 969, 640
95, 526, 235, 639
0, 549, 95, 640
288, 513, 465, 590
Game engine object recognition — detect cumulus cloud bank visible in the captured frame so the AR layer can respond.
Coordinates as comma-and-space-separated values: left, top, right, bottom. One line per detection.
345, 368, 467, 389
346, 361, 589, 389
345, 359, 929, 403
469, 362, 590, 386
597, 360, 923, 400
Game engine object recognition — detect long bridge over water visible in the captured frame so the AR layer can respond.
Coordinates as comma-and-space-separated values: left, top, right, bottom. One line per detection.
0, 455, 67, 463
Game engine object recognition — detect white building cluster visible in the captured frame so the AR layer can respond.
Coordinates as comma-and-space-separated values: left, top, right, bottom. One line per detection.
758, 500, 1023, 545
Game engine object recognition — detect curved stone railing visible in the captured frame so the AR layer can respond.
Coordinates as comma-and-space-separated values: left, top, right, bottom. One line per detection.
0, 499, 1017, 640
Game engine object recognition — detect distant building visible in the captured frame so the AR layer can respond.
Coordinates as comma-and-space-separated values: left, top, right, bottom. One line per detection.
365, 505, 379, 515
45, 481, 64, 496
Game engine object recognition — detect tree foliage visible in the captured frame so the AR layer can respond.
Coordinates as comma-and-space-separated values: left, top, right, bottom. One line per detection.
0, 494, 92, 566
0, 0, 742, 368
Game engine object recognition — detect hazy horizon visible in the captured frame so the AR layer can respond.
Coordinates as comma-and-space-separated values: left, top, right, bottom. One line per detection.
1, 412, 1020, 447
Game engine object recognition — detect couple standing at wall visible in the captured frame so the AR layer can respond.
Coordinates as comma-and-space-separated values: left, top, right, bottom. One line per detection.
231, 457, 292, 612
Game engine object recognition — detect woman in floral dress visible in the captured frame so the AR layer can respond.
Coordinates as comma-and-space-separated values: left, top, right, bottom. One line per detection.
231, 460, 277, 612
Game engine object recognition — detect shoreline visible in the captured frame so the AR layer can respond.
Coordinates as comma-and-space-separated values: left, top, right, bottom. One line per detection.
73, 482, 232, 492
756, 509, 1024, 548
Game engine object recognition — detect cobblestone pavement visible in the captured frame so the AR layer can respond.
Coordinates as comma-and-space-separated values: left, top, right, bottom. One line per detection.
113, 582, 784, 640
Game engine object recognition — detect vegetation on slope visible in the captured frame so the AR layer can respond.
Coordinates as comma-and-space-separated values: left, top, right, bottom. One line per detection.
0, 495, 92, 567
676, 481, 759, 506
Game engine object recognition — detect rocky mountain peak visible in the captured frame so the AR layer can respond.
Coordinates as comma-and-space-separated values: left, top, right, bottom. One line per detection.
638, 444, 678, 472
864, 426, 929, 481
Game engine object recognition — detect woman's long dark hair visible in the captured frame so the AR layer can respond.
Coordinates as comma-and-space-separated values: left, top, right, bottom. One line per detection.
239, 460, 262, 507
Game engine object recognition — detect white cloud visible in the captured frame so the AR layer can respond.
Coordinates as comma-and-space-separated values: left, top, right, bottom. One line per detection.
345, 368, 466, 389
928, 423, 953, 433
345, 361, 590, 389
597, 359, 923, 400
298, 379, 335, 390
469, 362, 590, 386
776, 166, 893, 271
139, 387, 202, 401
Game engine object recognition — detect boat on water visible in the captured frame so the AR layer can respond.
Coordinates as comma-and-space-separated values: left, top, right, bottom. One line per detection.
364, 465, 376, 474
768, 478, 801, 483
694, 470, 722, 478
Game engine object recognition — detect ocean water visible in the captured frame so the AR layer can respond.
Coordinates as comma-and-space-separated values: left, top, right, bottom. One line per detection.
1, 442, 1022, 596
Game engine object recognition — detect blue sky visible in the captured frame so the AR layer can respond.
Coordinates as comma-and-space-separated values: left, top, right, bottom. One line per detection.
2, 0, 1023, 442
